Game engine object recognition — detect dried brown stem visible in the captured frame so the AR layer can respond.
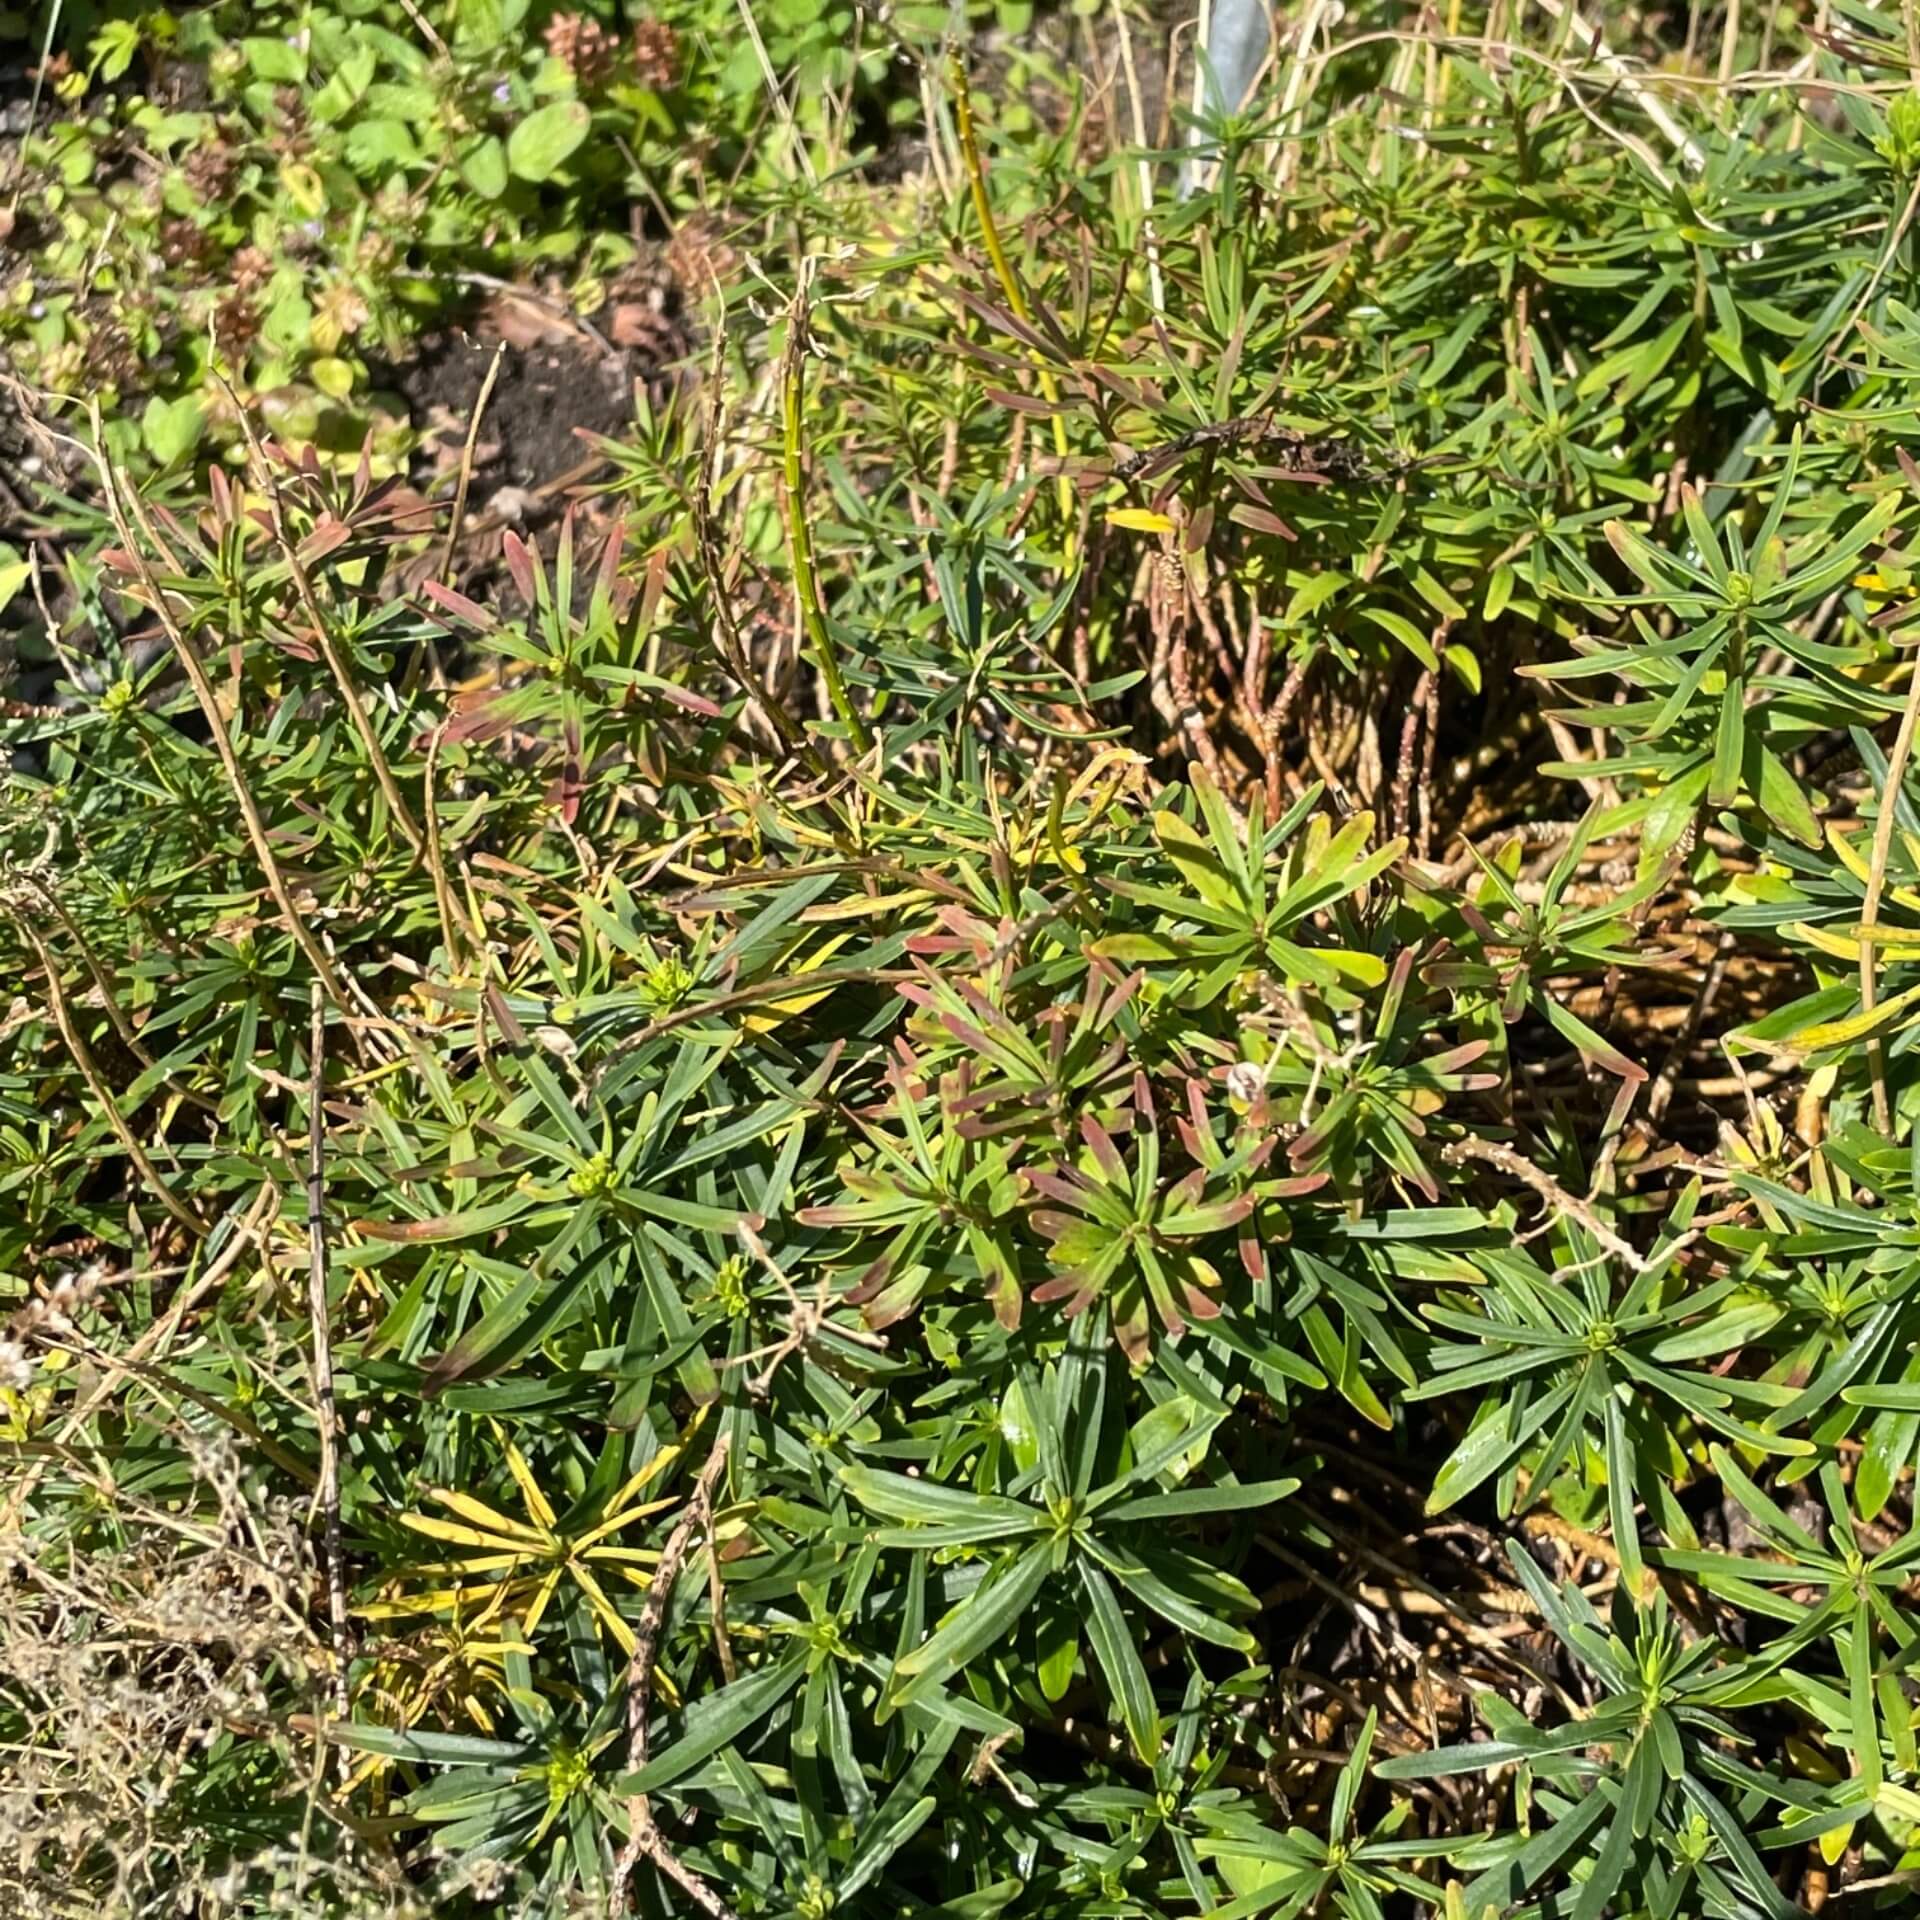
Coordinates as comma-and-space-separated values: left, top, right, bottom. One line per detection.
612, 1434, 737, 1917
1440, 1134, 1639, 1268
1393, 670, 1433, 844
98, 445, 353, 1013
1152, 554, 1234, 801
14, 916, 210, 1237
1417, 669, 1439, 859
440, 340, 506, 578
236, 422, 424, 854
1646, 931, 1732, 1124
304, 981, 353, 1767
1169, 618, 1231, 793
23, 874, 218, 1114
422, 721, 467, 977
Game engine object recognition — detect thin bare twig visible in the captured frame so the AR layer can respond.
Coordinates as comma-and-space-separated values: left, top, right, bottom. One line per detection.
304, 981, 352, 1768
27, 545, 89, 687
11, 915, 210, 1237
440, 341, 507, 578
1109, 0, 1165, 318
1647, 931, 1732, 1125
1416, 669, 1439, 859
1393, 669, 1434, 845
612, 1434, 737, 1917
727, 1219, 887, 1392
1440, 1135, 1640, 1269
58, 1183, 278, 1433
92, 427, 353, 1013
696, 324, 814, 761
231, 411, 424, 853
1836, 167, 1920, 366
21, 872, 218, 1114
423, 721, 468, 976
2, 0, 62, 218
781, 265, 871, 753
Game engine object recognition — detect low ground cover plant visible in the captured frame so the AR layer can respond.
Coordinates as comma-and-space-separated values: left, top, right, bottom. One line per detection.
7, 2, 1920, 1916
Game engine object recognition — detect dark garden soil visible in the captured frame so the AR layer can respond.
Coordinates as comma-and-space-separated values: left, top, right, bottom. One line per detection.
394, 325, 641, 507
379, 271, 693, 555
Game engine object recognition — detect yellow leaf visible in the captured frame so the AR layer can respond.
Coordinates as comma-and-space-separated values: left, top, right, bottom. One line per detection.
801, 895, 930, 922
743, 935, 854, 1033
1062, 746, 1149, 810
357, 1579, 519, 1616
568, 1561, 638, 1655
384, 1555, 527, 1578
519, 1563, 568, 1639
1827, 822, 1872, 886
1786, 920, 1863, 961
400, 1510, 539, 1553
1875, 1780, 1920, 1826
493, 1426, 558, 1530
280, 158, 326, 217
1788, 920, 1920, 964
1767, 980, 1920, 1057
1047, 771, 1085, 875
744, 993, 838, 1033
603, 1438, 687, 1513
1152, 808, 1243, 912
1105, 507, 1177, 535
1322, 949, 1390, 987
572, 1496, 677, 1553
429, 1486, 551, 1543
310, 356, 354, 400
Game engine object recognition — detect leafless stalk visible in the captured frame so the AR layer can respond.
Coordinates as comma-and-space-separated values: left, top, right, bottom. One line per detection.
304, 981, 353, 1766
91, 424, 354, 1014
440, 340, 507, 578
1392, 669, 1433, 844
1646, 931, 1732, 1125
725, 1219, 889, 1392
9, 912, 210, 1237
230, 408, 424, 853
1440, 1135, 1641, 1268
423, 720, 468, 975
696, 328, 814, 760
611, 1434, 738, 1917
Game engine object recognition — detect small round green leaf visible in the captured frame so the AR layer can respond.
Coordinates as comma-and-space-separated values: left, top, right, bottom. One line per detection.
507, 101, 591, 183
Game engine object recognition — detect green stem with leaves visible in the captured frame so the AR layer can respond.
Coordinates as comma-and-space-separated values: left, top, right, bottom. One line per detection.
781, 279, 872, 755
950, 52, 1077, 560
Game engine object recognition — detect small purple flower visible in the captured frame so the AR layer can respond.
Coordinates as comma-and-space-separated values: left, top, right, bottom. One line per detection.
493, 81, 511, 104
301, 219, 324, 240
